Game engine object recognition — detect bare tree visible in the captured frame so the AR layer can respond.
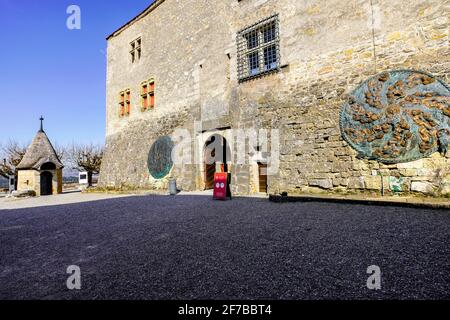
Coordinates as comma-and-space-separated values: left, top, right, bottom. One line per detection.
0, 143, 6, 179
53, 143, 67, 165
67, 143, 104, 186
0, 140, 28, 179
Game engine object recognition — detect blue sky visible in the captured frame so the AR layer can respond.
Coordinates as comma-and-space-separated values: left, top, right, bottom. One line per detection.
0, 0, 153, 146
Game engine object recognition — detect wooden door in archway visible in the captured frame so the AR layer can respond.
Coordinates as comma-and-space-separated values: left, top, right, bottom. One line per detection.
258, 162, 268, 193
40, 171, 53, 196
204, 135, 230, 190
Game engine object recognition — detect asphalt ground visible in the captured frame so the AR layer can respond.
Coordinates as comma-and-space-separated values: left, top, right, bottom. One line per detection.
0, 194, 449, 300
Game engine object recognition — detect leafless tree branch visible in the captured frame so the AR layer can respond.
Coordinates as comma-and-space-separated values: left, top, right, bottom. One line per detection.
67, 143, 104, 186
0, 140, 28, 178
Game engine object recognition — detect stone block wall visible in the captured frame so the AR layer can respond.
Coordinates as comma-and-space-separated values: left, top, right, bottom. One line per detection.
233, 0, 449, 196
17, 170, 39, 193
17, 169, 63, 196
100, 0, 449, 197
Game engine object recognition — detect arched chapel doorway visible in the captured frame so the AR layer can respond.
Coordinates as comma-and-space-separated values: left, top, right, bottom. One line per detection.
204, 134, 231, 190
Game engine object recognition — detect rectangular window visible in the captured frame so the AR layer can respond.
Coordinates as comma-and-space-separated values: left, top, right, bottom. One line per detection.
246, 30, 259, 49
130, 37, 141, 63
140, 79, 155, 111
125, 89, 131, 115
264, 45, 277, 71
119, 91, 125, 117
248, 52, 259, 76
237, 15, 280, 82
263, 22, 276, 43
119, 89, 131, 117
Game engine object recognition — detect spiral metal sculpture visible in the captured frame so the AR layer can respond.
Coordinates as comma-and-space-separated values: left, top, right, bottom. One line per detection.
340, 70, 450, 164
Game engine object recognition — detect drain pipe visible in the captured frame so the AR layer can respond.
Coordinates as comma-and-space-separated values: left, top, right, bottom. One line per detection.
380, 171, 385, 197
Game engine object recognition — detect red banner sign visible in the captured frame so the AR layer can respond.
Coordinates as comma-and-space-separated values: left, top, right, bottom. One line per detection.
213, 173, 231, 200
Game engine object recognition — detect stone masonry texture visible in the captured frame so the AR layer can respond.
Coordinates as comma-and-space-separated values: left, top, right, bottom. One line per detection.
100, 0, 450, 197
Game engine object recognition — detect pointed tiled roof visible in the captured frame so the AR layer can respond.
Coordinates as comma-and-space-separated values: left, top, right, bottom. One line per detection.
17, 129, 63, 170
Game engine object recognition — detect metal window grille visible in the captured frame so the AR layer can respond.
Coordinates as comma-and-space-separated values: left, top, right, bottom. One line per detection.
237, 14, 280, 82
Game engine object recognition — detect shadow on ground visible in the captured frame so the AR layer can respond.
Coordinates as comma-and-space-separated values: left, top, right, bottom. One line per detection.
0, 194, 449, 300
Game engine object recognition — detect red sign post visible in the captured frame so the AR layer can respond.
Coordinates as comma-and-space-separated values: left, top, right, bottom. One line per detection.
213, 172, 231, 200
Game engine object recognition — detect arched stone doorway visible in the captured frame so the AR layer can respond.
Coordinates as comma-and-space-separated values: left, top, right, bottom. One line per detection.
41, 162, 56, 171
40, 171, 53, 196
204, 134, 231, 190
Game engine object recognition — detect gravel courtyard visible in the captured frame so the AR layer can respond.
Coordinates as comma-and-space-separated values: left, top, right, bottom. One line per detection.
0, 194, 449, 300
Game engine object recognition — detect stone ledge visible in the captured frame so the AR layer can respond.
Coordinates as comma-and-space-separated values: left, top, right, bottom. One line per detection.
10, 190, 37, 198
269, 194, 450, 210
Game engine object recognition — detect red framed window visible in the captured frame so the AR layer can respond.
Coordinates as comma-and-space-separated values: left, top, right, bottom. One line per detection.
141, 79, 155, 111
149, 93, 155, 109
119, 91, 125, 117
119, 89, 131, 117
125, 90, 131, 115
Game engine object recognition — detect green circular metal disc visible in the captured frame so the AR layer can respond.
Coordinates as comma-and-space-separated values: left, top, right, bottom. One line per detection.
148, 136, 174, 179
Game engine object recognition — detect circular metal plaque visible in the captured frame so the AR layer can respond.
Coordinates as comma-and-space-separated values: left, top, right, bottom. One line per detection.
340, 70, 450, 163
148, 136, 174, 179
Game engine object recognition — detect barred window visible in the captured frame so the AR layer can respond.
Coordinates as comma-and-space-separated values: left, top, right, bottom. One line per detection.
237, 15, 280, 82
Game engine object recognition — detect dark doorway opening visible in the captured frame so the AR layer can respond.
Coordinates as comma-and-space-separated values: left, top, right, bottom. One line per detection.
204, 134, 231, 190
40, 171, 53, 196
258, 162, 268, 193
41, 162, 56, 170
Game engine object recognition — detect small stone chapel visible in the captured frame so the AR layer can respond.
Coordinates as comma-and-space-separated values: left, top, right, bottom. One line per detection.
16, 117, 64, 196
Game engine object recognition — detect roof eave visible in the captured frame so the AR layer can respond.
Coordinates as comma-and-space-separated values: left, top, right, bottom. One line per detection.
106, 0, 165, 40
16, 167, 37, 171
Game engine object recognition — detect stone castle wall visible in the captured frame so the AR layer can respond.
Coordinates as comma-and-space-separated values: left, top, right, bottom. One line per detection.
234, 0, 450, 196
101, 0, 234, 191
100, 0, 449, 197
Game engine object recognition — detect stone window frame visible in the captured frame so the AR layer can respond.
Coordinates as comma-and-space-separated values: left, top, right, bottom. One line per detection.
130, 37, 142, 63
237, 14, 281, 82
140, 78, 155, 111
119, 89, 131, 117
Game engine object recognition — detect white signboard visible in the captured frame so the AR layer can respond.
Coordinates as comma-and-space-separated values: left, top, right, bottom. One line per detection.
79, 172, 89, 185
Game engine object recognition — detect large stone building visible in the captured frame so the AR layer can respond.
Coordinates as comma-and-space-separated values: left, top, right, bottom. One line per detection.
100, 0, 449, 197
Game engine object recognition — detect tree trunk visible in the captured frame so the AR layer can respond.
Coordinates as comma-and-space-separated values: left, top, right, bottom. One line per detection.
88, 172, 93, 187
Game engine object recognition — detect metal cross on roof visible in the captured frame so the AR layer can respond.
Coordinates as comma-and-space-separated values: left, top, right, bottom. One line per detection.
39, 116, 44, 132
